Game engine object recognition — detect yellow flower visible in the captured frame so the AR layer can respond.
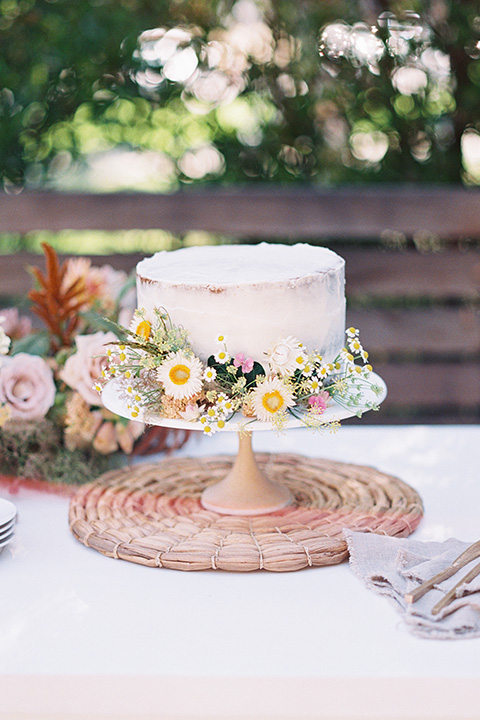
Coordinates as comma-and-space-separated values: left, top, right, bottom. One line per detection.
135, 320, 152, 341
130, 310, 152, 341
0, 403, 11, 427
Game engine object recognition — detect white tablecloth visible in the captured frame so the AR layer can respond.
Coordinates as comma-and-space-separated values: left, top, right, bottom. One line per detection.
1, 425, 479, 719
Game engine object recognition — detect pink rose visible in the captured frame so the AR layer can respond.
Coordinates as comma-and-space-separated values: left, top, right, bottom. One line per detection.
0, 353, 56, 420
60, 331, 117, 406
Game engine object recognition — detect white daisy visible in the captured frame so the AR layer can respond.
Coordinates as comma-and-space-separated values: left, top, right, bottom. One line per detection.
251, 376, 295, 423
157, 352, 203, 400
214, 349, 230, 364
216, 394, 235, 416
348, 337, 363, 354
302, 362, 314, 377
339, 348, 355, 363
204, 366, 217, 382
199, 416, 217, 435
205, 406, 220, 420
264, 336, 304, 377
307, 377, 322, 394
346, 327, 359, 338
215, 333, 228, 344
0, 326, 10, 356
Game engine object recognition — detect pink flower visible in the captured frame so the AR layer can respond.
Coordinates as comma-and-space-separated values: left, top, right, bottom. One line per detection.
62, 259, 127, 313
0, 308, 32, 340
308, 391, 331, 414
59, 331, 117, 406
92, 421, 118, 455
0, 353, 56, 420
233, 353, 254, 374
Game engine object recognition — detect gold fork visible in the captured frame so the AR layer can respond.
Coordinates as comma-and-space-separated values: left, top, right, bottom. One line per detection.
404, 539, 480, 606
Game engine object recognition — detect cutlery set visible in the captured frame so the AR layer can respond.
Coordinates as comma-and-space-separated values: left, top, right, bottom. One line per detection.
0, 497, 17, 553
405, 540, 480, 615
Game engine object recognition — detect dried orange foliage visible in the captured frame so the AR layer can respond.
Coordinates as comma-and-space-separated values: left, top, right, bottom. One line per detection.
28, 243, 86, 352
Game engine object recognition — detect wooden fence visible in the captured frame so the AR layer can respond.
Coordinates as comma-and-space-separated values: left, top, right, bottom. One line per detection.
1, 187, 479, 424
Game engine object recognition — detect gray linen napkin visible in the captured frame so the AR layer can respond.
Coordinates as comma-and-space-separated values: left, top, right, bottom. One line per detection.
345, 530, 480, 640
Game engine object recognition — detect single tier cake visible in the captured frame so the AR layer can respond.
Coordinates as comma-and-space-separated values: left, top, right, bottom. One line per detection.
136, 243, 345, 362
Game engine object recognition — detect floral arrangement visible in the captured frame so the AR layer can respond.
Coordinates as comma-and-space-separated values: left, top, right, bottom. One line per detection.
0, 245, 184, 484
99, 307, 384, 435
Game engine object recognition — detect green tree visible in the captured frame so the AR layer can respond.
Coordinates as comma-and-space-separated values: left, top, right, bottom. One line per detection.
1, 0, 480, 189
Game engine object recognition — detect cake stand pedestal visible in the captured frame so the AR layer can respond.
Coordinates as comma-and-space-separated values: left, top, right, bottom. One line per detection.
200, 431, 293, 515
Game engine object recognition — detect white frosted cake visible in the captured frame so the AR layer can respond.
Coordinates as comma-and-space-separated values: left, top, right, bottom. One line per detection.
136, 243, 346, 362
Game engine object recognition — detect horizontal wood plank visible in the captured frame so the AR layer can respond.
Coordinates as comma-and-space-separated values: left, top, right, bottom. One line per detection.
2, 248, 480, 301
371, 361, 480, 408
344, 249, 480, 301
2, 186, 480, 237
346, 307, 480, 356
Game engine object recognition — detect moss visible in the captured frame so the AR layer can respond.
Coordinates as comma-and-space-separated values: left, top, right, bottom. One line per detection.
0, 418, 125, 485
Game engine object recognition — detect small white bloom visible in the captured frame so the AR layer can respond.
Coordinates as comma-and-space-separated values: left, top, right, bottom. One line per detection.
348, 337, 363, 354
302, 362, 314, 377
214, 349, 230, 364
204, 366, 217, 382
222, 398, 235, 414
307, 378, 322, 394
346, 327, 359, 338
157, 352, 203, 400
339, 348, 355, 363
205, 405, 220, 420
216, 394, 235, 416
200, 416, 217, 435
130, 404, 141, 419
215, 333, 228, 344
0, 326, 11, 356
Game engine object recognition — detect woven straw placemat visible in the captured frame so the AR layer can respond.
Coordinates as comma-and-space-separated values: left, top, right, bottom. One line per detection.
69, 454, 423, 572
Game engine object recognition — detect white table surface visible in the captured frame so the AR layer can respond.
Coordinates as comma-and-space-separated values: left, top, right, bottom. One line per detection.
1, 425, 479, 720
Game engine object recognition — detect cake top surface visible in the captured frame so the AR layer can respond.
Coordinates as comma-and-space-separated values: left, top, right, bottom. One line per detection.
137, 243, 344, 286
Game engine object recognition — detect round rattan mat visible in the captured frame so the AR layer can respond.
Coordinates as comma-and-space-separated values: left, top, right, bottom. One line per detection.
69, 454, 423, 572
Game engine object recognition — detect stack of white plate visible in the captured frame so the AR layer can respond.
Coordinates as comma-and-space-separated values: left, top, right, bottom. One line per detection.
0, 497, 17, 552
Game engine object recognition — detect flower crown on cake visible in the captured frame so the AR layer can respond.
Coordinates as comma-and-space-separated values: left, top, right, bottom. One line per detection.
96, 307, 383, 434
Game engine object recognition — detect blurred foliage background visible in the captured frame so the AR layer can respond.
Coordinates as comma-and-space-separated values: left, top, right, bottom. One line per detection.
1, 0, 480, 252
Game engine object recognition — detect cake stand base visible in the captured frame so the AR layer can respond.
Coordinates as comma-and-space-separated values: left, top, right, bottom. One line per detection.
69, 454, 423, 572
200, 432, 293, 515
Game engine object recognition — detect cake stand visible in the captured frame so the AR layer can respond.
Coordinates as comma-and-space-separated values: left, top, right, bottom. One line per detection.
68, 372, 424, 572
101, 374, 388, 515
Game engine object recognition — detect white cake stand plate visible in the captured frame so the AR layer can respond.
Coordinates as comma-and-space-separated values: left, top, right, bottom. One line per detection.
102, 374, 387, 516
